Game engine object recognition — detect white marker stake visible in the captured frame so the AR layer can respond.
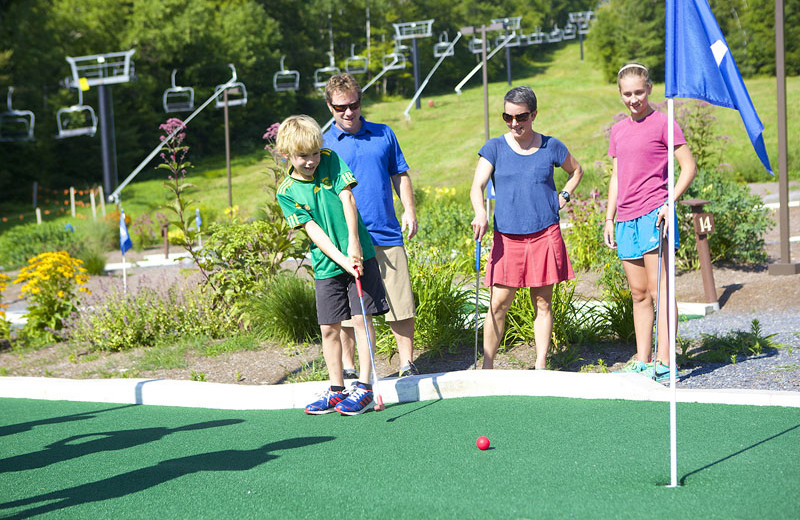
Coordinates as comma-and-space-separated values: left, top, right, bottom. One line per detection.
90, 190, 97, 220
70, 187, 76, 218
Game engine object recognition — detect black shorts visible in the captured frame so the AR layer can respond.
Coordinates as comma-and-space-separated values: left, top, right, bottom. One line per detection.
315, 257, 389, 325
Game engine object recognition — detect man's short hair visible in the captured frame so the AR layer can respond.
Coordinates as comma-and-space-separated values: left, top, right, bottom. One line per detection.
275, 115, 323, 156
324, 73, 362, 104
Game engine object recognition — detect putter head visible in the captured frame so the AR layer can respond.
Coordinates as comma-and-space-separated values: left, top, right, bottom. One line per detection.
374, 395, 385, 412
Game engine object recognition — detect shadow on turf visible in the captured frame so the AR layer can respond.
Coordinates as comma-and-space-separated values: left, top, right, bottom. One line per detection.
676, 422, 800, 486
0, 419, 245, 473
0, 436, 335, 519
0, 404, 138, 438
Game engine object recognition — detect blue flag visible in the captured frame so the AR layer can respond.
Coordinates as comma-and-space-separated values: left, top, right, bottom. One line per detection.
195, 208, 202, 230
665, 0, 772, 174
120, 210, 132, 255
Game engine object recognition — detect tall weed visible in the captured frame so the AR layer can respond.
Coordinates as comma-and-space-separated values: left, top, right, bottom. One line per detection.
245, 274, 319, 344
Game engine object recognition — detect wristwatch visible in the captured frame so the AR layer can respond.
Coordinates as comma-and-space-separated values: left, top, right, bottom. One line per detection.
559, 190, 571, 203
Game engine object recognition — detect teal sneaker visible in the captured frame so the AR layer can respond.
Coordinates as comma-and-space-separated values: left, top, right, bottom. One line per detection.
620, 359, 650, 373
643, 361, 675, 382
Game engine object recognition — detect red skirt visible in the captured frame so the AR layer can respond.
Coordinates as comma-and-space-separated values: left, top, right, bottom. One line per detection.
484, 224, 574, 288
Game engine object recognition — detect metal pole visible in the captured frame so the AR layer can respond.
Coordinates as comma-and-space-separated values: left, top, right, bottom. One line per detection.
98, 85, 119, 195
413, 38, 421, 109
505, 26, 512, 85
579, 30, 584, 61
481, 25, 490, 142
769, 0, 799, 275
224, 89, 232, 208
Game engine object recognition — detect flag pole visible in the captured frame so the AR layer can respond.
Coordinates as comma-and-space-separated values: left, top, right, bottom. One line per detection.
667, 98, 678, 488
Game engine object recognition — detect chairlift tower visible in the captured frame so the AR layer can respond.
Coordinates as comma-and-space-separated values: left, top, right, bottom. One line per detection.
393, 19, 434, 110
491, 16, 522, 86
65, 50, 135, 195
568, 11, 594, 60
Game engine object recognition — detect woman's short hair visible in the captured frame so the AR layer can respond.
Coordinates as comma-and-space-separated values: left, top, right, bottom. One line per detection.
617, 63, 652, 88
275, 115, 323, 156
324, 73, 362, 104
504, 86, 537, 112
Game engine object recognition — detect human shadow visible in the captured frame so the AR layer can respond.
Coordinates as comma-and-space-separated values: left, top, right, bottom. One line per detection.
0, 419, 244, 473
0, 436, 334, 519
679, 423, 800, 486
0, 404, 138, 438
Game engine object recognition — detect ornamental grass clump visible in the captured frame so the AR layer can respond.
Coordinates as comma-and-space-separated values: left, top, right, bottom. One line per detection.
0, 273, 10, 339
13, 251, 90, 337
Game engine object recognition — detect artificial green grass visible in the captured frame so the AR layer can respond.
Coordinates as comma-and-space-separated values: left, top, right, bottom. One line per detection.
1, 396, 798, 519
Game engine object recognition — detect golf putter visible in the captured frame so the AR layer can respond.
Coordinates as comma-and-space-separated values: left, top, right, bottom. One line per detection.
474, 238, 481, 370
653, 219, 666, 379
354, 269, 385, 411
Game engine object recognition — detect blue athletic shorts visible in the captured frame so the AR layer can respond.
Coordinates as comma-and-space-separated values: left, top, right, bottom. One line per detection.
615, 206, 679, 260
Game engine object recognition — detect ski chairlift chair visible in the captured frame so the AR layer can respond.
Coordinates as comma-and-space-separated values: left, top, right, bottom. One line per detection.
56, 86, 97, 138
495, 32, 521, 48
382, 41, 407, 71
273, 56, 300, 92
314, 52, 340, 90
562, 23, 577, 40
468, 36, 490, 54
163, 69, 195, 113
527, 28, 545, 45
345, 44, 368, 75
0, 87, 35, 142
491, 16, 522, 31
568, 11, 594, 35
433, 31, 455, 58
215, 64, 247, 108
546, 25, 563, 43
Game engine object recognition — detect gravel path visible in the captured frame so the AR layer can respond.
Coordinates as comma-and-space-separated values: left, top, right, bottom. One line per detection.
677, 310, 800, 392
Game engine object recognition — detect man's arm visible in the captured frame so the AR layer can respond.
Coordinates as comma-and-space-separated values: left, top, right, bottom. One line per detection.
391, 172, 417, 239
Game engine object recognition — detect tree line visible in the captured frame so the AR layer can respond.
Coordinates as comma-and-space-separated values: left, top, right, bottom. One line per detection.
0, 0, 794, 201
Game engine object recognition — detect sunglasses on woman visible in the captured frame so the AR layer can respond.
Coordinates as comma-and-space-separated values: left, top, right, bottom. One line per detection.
501, 111, 531, 123
331, 100, 361, 112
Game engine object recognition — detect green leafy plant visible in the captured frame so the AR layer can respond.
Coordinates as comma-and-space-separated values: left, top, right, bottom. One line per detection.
190, 371, 207, 382
599, 259, 635, 343
13, 251, 90, 339
61, 278, 235, 352
681, 319, 783, 365
563, 192, 608, 271
0, 273, 11, 340
0, 222, 81, 270
244, 274, 319, 344
287, 356, 329, 383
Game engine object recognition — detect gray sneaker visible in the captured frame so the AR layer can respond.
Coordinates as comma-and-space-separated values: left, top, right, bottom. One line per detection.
398, 362, 419, 378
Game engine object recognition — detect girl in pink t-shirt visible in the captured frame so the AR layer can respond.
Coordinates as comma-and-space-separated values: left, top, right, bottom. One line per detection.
603, 63, 696, 381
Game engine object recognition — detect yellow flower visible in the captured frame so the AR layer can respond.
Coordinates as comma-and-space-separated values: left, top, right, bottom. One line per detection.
57, 291, 65, 298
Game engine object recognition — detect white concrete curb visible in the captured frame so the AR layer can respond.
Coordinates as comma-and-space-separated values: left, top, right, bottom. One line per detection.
1, 370, 799, 410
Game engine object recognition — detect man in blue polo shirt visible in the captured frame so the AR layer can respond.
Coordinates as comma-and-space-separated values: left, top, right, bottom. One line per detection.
323, 73, 418, 378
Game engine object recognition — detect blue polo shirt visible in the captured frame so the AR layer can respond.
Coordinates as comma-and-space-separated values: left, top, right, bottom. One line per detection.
323, 117, 410, 247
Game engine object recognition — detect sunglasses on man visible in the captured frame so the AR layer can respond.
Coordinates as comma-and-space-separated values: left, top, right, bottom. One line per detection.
331, 100, 361, 112
501, 111, 531, 123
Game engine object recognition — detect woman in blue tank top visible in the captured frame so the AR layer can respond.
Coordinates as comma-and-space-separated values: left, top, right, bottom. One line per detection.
470, 86, 583, 370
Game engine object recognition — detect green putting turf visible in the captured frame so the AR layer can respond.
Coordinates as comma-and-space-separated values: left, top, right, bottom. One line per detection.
1, 396, 798, 519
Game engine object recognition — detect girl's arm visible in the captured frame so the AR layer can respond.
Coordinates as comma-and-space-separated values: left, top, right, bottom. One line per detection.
470, 156, 494, 241
559, 153, 583, 209
339, 187, 363, 275
603, 157, 619, 248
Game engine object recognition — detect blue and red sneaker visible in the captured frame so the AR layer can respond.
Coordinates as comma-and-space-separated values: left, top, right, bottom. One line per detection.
335, 383, 374, 415
304, 388, 348, 415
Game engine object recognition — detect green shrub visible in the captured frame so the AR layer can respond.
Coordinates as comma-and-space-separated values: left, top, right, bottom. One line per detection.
679, 319, 782, 365
61, 279, 235, 352
599, 259, 635, 343
245, 274, 319, 344
390, 242, 473, 357
0, 222, 81, 269
77, 245, 107, 276
677, 168, 773, 268
563, 193, 607, 271
414, 187, 475, 265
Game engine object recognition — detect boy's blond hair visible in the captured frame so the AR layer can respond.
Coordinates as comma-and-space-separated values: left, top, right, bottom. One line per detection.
617, 62, 651, 88
275, 115, 323, 156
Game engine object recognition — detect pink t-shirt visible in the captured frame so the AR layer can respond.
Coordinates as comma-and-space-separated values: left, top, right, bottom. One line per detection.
608, 110, 686, 222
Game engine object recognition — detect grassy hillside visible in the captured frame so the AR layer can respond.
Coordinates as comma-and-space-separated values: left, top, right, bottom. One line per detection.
1, 41, 797, 233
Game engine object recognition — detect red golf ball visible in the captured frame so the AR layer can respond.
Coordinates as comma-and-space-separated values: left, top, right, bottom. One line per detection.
476, 436, 490, 450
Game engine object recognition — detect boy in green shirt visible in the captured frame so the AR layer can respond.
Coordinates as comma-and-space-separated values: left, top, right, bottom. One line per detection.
275, 115, 389, 415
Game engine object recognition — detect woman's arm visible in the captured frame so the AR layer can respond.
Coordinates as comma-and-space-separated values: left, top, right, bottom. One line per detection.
559, 153, 583, 209
603, 157, 619, 248
470, 156, 494, 241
